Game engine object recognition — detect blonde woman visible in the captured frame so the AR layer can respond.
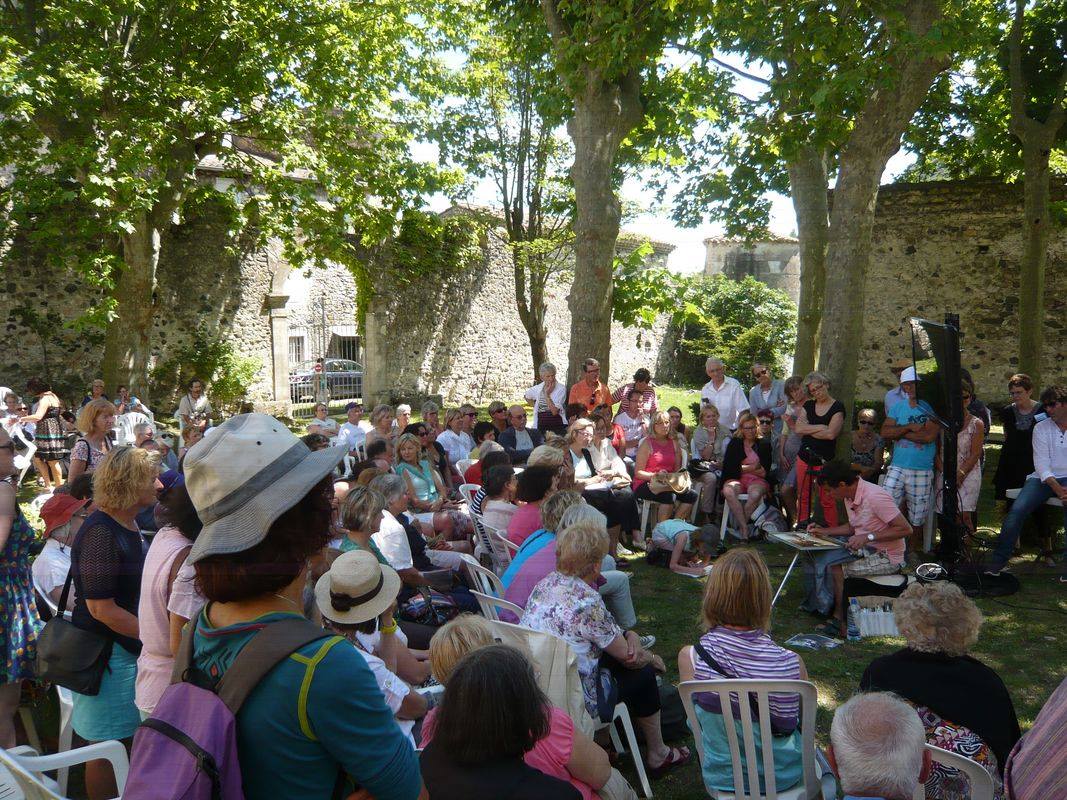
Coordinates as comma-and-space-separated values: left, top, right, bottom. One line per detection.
67, 398, 116, 483
394, 432, 459, 538
70, 447, 160, 800
690, 404, 725, 520
364, 404, 395, 451
567, 418, 639, 558
633, 411, 697, 528
678, 548, 807, 795
522, 521, 686, 778
436, 409, 475, 469
849, 407, 885, 481
861, 581, 1019, 798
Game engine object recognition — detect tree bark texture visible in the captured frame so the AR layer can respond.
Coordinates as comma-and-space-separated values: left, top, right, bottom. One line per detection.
818, 0, 949, 429
102, 213, 161, 392
788, 145, 829, 377
1007, 0, 1066, 389
564, 69, 643, 385
512, 245, 551, 381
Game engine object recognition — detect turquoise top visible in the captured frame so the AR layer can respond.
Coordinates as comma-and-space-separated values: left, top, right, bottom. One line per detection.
696, 705, 803, 795
395, 460, 440, 503
191, 610, 421, 800
339, 536, 389, 564
888, 399, 937, 470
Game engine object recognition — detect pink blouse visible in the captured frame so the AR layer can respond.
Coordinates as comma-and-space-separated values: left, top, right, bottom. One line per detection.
633, 437, 679, 489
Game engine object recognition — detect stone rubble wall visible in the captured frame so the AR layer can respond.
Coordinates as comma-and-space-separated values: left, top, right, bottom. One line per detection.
855, 178, 1065, 405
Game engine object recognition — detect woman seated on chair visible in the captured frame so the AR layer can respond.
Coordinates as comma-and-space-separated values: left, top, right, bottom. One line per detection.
860, 581, 1019, 799
364, 404, 396, 451
632, 411, 697, 534
422, 619, 638, 800
394, 433, 462, 540
689, 403, 726, 525
522, 520, 690, 779
307, 403, 340, 437
567, 418, 639, 561
721, 412, 774, 541
507, 464, 559, 547
481, 464, 519, 532
678, 548, 807, 796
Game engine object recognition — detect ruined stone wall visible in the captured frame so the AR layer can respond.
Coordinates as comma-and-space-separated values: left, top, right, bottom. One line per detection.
856, 178, 1066, 405
363, 224, 677, 406
704, 239, 801, 305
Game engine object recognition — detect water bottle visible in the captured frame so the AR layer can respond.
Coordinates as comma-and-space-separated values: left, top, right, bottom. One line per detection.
847, 598, 862, 642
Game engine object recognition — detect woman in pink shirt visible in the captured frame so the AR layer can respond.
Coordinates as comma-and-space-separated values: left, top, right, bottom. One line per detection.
506, 465, 559, 546
135, 476, 206, 716
633, 411, 698, 537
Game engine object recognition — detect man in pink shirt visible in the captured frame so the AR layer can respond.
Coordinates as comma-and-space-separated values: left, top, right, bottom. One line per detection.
809, 460, 911, 636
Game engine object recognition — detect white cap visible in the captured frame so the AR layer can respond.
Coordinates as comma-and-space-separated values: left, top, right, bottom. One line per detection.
899, 366, 917, 384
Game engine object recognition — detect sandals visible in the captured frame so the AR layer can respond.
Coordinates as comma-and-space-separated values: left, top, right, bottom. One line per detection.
648, 745, 691, 779
816, 621, 844, 638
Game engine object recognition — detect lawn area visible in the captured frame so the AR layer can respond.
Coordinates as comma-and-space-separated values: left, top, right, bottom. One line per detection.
616, 440, 1067, 799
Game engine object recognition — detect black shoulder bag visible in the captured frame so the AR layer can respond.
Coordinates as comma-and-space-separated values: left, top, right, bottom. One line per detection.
35, 570, 113, 695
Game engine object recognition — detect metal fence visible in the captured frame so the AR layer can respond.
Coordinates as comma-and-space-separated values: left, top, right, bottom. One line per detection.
289, 320, 363, 418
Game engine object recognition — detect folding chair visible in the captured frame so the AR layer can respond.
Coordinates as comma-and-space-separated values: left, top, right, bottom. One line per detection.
457, 482, 480, 507
678, 678, 831, 800
913, 745, 994, 800
10, 427, 36, 487
459, 553, 505, 597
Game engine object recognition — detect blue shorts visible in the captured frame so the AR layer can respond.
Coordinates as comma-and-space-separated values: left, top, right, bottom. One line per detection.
71, 644, 141, 741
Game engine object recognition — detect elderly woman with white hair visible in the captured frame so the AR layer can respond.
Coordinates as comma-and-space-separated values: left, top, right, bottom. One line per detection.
860, 581, 1020, 798
522, 519, 688, 778
524, 362, 568, 435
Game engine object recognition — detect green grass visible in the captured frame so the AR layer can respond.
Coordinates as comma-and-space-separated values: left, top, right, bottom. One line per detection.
615, 441, 1067, 799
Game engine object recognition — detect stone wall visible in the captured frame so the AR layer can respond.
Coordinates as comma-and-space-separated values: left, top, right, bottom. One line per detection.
855, 178, 1066, 404
1, 190, 283, 409
704, 237, 801, 305
362, 219, 677, 405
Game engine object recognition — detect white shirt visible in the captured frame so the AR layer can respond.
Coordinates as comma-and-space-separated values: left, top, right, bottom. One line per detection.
372, 510, 414, 570
884, 386, 908, 416
338, 421, 369, 453
32, 539, 73, 611
436, 429, 474, 467
1030, 417, 1067, 482
523, 381, 568, 429
615, 412, 647, 457
354, 646, 416, 746
701, 376, 749, 431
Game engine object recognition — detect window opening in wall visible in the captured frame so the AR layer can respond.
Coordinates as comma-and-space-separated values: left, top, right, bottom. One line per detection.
288, 334, 306, 364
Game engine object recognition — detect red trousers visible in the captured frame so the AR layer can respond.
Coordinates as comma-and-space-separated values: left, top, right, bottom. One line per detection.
796, 456, 839, 527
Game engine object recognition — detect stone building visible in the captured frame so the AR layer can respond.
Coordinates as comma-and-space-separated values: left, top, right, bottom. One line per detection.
703, 236, 801, 305
702, 178, 1066, 404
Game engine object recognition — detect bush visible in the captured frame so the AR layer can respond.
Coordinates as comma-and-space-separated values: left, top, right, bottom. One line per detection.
150, 328, 260, 417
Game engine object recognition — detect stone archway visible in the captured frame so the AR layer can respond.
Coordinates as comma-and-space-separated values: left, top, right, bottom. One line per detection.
264, 249, 292, 409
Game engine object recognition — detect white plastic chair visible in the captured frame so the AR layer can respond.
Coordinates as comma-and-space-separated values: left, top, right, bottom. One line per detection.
678, 678, 830, 800
470, 590, 524, 621
476, 521, 513, 574
10, 427, 36, 487
460, 554, 505, 597
1, 740, 128, 800
456, 459, 475, 479
457, 482, 480, 507
913, 745, 994, 800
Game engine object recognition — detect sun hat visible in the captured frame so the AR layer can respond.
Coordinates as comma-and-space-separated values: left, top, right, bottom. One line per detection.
185, 413, 346, 564
40, 493, 89, 536
315, 550, 401, 625
899, 366, 918, 384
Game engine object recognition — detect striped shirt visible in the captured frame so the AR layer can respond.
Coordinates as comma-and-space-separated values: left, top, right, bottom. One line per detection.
1005, 676, 1067, 800
690, 626, 801, 732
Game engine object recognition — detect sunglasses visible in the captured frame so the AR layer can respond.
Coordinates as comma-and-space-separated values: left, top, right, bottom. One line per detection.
464, 412, 477, 417
755, 370, 768, 377
858, 420, 875, 426
758, 419, 772, 425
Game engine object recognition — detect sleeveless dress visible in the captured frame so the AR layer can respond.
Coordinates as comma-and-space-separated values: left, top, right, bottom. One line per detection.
35, 399, 70, 462
2, 504, 44, 682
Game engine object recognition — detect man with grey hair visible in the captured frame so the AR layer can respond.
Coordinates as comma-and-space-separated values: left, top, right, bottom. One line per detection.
499, 404, 545, 463
828, 692, 932, 800
701, 357, 748, 431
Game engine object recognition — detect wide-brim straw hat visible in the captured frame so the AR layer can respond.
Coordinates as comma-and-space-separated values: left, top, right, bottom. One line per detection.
185, 413, 346, 564
315, 550, 401, 625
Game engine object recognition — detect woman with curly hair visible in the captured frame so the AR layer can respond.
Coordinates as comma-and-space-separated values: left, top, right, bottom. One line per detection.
860, 581, 1020, 798
67, 398, 117, 483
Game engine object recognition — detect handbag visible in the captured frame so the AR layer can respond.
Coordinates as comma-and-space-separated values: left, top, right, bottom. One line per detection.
398, 588, 460, 627
649, 470, 691, 495
35, 571, 113, 695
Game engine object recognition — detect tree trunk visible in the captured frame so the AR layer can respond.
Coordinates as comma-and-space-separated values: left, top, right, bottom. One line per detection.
513, 246, 551, 381
787, 145, 829, 377
1016, 141, 1053, 386
564, 69, 643, 385
818, 0, 948, 432
102, 212, 161, 392
1007, 0, 1066, 389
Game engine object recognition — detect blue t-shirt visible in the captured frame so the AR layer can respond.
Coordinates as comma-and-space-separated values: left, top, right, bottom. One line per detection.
192, 611, 421, 800
888, 400, 936, 471
652, 519, 698, 545
500, 529, 555, 591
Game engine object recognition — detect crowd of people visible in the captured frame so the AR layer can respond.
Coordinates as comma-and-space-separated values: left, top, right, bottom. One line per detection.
0, 359, 1063, 800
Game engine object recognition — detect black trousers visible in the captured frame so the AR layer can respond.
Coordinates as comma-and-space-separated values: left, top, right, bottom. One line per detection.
600, 652, 661, 719
584, 486, 641, 532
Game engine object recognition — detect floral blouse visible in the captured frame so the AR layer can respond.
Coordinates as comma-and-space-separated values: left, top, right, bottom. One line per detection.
521, 571, 622, 715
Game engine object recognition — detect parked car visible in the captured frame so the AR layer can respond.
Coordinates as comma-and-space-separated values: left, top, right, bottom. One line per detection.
289, 358, 363, 404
